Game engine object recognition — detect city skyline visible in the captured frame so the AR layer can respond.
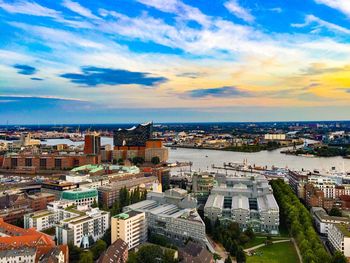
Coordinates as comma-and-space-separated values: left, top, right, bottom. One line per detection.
1, 0, 350, 123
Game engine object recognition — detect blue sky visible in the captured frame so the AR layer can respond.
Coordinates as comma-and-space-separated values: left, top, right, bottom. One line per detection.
0, 0, 350, 124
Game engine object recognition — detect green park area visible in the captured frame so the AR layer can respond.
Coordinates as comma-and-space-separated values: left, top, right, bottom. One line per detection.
246, 241, 299, 263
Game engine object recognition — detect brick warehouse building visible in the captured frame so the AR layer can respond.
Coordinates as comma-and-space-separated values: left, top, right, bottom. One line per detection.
1, 153, 100, 172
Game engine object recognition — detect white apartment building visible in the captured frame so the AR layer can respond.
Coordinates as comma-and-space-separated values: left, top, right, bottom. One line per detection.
56, 208, 110, 248
311, 207, 350, 235
308, 176, 336, 199
24, 200, 76, 231
111, 211, 147, 250
328, 223, 350, 257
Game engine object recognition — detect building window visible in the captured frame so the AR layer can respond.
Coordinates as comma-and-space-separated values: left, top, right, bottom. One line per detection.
55, 159, 62, 169
11, 158, 18, 168
25, 158, 32, 167
40, 158, 47, 169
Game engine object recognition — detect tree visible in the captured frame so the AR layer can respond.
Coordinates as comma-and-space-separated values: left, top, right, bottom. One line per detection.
101, 227, 111, 246
136, 244, 163, 263
332, 251, 348, 263
78, 251, 93, 263
126, 252, 138, 263
329, 207, 342, 217
151, 156, 160, 165
236, 248, 246, 263
225, 256, 233, 263
132, 156, 144, 165
213, 253, 222, 262
91, 240, 107, 260
244, 227, 255, 240
271, 180, 330, 263
91, 199, 98, 208
68, 243, 82, 263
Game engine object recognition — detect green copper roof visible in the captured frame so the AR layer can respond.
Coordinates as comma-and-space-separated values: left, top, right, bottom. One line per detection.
114, 213, 130, 220
61, 188, 97, 200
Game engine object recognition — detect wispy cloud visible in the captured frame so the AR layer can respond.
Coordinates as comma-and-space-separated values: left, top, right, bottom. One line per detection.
62, 0, 100, 20
60, 66, 168, 87
0, 95, 87, 102
176, 72, 203, 79
13, 64, 37, 75
292, 14, 350, 34
314, 0, 350, 17
136, 0, 210, 26
184, 86, 250, 98
224, 0, 255, 23
0, 0, 60, 18
9, 22, 105, 49
269, 7, 283, 13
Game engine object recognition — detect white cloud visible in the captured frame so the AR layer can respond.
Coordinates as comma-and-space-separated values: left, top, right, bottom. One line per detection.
269, 7, 282, 13
292, 14, 350, 34
9, 22, 105, 49
62, 0, 100, 20
224, 0, 255, 23
315, 0, 350, 17
136, 0, 210, 26
0, 0, 60, 18
0, 0, 94, 29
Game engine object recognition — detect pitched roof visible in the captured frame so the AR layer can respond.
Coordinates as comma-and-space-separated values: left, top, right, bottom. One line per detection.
97, 239, 128, 263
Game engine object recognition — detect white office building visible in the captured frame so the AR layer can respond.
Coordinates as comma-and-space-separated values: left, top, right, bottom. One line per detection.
204, 175, 279, 234
111, 211, 147, 249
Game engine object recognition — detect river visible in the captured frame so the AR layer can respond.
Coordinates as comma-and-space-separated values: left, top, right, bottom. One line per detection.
2, 138, 350, 173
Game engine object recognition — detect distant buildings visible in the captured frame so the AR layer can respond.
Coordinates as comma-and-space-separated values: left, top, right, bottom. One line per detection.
0, 133, 101, 174
204, 175, 279, 234
41, 180, 78, 199
1, 152, 100, 173
111, 122, 168, 163
264, 133, 286, 141
84, 133, 101, 155
121, 188, 209, 248
98, 176, 159, 208
111, 211, 147, 250
114, 122, 153, 147
27, 192, 55, 211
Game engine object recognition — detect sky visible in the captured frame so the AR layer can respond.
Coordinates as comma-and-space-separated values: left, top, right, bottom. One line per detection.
1, 0, 350, 124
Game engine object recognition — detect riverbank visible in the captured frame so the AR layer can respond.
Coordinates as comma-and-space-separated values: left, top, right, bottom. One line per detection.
281, 146, 350, 158
168, 141, 289, 153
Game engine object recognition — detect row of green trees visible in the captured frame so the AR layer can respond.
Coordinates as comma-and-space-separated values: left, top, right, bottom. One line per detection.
271, 179, 347, 263
101, 186, 147, 216
69, 240, 107, 263
205, 219, 250, 263
127, 244, 178, 263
